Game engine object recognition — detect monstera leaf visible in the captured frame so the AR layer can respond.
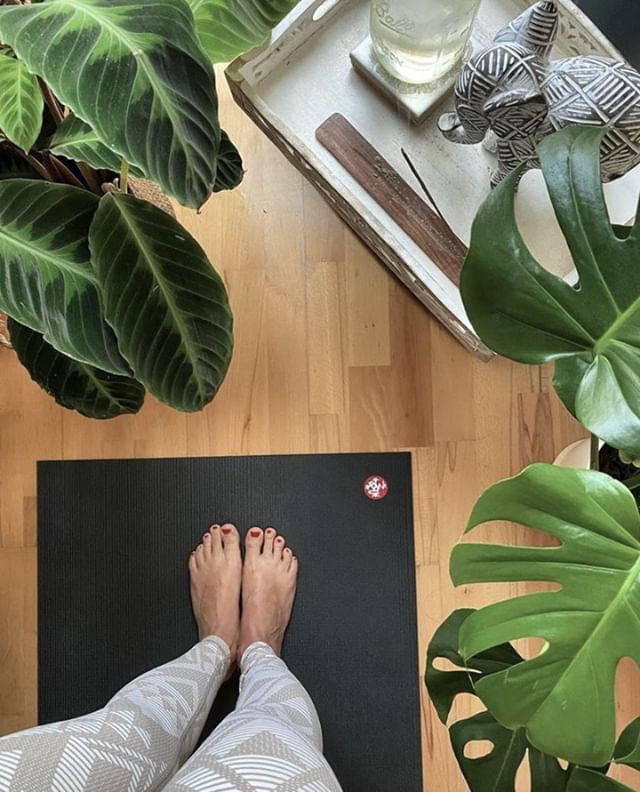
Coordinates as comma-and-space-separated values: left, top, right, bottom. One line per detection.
9, 319, 144, 419
89, 191, 233, 412
49, 115, 143, 176
566, 769, 634, 792
460, 127, 640, 457
0, 51, 43, 151
427, 609, 569, 792
451, 463, 640, 767
564, 721, 640, 790
188, 0, 299, 62
614, 718, 640, 771
0, 0, 219, 208
0, 179, 127, 374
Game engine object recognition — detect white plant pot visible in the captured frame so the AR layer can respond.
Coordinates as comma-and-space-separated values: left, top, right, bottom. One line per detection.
553, 438, 602, 470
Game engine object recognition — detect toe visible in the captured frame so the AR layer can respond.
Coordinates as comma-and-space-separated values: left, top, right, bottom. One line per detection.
220, 523, 240, 550
246, 527, 263, 557
263, 527, 276, 554
209, 524, 223, 554
275, 535, 286, 560
202, 528, 213, 557
195, 543, 206, 566
189, 550, 198, 573
283, 546, 293, 569
290, 556, 299, 577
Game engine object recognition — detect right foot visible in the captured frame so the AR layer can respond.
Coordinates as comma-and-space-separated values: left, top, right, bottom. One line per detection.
189, 523, 242, 656
238, 527, 298, 658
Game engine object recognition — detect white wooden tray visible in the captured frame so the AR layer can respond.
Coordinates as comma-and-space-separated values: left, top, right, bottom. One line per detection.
226, 0, 640, 360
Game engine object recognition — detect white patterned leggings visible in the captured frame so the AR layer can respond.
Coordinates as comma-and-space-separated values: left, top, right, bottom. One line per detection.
0, 638, 342, 791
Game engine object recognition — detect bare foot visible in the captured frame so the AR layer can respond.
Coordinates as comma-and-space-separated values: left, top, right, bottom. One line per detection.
189, 523, 242, 657
238, 527, 298, 658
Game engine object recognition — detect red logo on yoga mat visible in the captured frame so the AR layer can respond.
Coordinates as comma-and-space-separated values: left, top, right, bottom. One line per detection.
364, 475, 388, 500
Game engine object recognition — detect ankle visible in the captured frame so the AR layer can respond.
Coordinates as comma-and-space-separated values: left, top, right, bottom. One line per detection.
238, 632, 281, 660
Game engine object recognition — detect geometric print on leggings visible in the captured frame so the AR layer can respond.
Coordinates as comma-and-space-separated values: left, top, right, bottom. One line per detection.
164, 643, 342, 792
0, 637, 230, 792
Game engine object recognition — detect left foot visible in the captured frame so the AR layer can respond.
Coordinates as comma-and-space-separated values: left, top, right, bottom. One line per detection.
189, 523, 242, 659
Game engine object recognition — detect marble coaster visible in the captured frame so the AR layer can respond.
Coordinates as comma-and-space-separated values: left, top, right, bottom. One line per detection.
350, 35, 464, 125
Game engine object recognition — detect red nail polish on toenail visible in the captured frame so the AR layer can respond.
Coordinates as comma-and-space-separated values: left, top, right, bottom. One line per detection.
222, 527, 231, 534
277, 537, 284, 543
250, 529, 261, 537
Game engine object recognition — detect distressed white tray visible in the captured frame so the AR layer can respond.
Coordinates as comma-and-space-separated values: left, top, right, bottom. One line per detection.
226, 0, 640, 360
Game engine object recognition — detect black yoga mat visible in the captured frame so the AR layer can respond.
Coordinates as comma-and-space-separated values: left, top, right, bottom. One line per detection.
38, 452, 421, 792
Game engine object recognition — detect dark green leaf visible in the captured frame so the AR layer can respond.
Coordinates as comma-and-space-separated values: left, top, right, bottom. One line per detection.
49, 115, 143, 176
614, 718, 640, 770
0, 178, 127, 374
450, 712, 529, 792
566, 768, 634, 791
426, 610, 568, 792
427, 608, 522, 724
529, 748, 573, 792
460, 127, 640, 457
452, 463, 640, 766
9, 318, 144, 419
213, 130, 243, 192
89, 191, 233, 412
0, 51, 43, 150
188, 0, 299, 62
0, 145, 41, 180
0, 0, 219, 208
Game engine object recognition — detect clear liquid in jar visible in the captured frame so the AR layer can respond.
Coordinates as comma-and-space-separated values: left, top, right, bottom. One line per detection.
370, 0, 481, 85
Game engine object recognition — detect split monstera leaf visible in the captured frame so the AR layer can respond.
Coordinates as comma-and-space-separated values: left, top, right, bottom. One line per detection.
444, 463, 640, 778
432, 97, 640, 790
0, 0, 300, 417
461, 126, 640, 458
426, 609, 571, 792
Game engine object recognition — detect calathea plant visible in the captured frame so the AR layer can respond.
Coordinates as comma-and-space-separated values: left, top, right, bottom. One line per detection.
426, 127, 640, 791
0, 0, 300, 419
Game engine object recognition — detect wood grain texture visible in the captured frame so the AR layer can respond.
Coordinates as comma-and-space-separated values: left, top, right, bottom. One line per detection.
227, 75, 494, 362
316, 113, 468, 286
0, 71, 637, 789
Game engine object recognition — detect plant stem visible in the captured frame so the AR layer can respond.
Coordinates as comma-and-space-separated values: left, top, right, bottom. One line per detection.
46, 153, 85, 189
6, 142, 53, 180
76, 160, 101, 194
25, 155, 51, 181
38, 78, 64, 126
590, 433, 600, 471
119, 159, 129, 193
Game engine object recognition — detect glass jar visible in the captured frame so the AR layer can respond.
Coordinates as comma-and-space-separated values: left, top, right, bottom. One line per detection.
370, 0, 482, 85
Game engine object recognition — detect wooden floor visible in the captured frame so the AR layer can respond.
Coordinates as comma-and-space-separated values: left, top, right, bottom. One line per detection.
0, 74, 637, 789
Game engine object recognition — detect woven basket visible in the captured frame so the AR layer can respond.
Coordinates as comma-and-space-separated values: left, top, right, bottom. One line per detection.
0, 312, 10, 349
129, 177, 176, 217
